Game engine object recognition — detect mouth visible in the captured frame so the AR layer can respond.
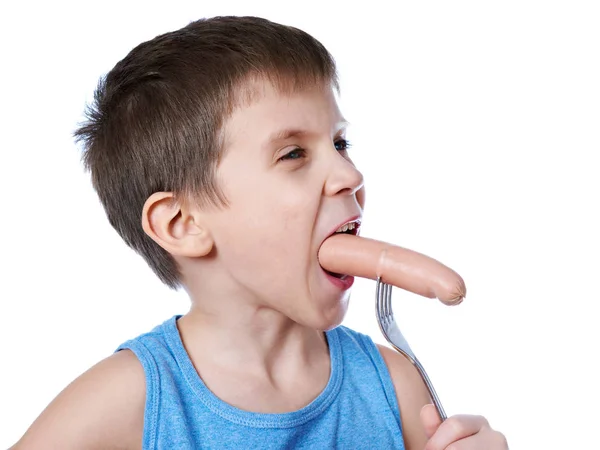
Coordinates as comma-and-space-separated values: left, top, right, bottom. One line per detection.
321, 216, 361, 279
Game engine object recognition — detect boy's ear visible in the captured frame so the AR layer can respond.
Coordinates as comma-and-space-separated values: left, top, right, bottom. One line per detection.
141, 192, 213, 257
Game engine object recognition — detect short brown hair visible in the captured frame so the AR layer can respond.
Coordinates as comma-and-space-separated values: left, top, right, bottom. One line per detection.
74, 16, 338, 289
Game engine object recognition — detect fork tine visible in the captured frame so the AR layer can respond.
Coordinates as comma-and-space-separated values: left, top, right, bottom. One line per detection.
380, 278, 389, 324
381, 281, 386, 321
375, 277, 379, 311
375, 277, 382, 319
384, 282, 391, 322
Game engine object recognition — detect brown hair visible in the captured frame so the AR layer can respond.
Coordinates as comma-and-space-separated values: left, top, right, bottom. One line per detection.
74, 16, 339, 289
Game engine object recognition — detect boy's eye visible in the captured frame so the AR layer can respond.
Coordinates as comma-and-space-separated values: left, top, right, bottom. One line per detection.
334, 138, 351, 152
279, 148, 306, 161
278, 139, 352, 162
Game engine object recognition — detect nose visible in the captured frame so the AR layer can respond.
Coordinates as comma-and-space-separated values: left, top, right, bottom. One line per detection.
323, 150, 365, 199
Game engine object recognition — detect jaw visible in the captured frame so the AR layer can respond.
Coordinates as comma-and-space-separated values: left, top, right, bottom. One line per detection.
304, 264, 352, 329
308, 294, 350, 331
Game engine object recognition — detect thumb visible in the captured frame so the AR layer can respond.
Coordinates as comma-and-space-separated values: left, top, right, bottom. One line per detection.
420, 404, 443, 439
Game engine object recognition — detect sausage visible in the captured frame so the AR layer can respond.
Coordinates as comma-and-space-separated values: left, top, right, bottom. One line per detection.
318, 234, 466, 305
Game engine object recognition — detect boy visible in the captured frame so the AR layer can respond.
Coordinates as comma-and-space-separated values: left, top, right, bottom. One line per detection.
12, 16, 507, 449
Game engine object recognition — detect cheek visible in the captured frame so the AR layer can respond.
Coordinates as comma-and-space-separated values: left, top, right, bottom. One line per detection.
224, 207, 316, 281
216, 169, 320, 265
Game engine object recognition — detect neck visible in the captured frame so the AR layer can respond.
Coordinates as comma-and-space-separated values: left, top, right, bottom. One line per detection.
177, 270, 329, 382
179, 305, 328, 372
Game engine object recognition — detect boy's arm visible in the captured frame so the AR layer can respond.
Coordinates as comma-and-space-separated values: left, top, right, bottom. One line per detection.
10, 349, 145, 450
377, 344, 431, 450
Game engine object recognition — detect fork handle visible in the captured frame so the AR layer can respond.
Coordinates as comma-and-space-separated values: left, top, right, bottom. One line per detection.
386, 339, 447, 421
413, 356, 447, 422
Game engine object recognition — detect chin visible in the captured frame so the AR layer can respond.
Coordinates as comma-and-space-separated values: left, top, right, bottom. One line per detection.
307, 298, 349, 331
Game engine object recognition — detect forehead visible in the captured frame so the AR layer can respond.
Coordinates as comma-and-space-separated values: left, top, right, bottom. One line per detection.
221, 79, 345, 148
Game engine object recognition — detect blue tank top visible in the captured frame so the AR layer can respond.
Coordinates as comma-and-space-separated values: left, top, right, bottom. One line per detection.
115, 315, 406, 449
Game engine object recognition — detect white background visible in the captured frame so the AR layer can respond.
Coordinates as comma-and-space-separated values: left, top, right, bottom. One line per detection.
1, 1, 598, 448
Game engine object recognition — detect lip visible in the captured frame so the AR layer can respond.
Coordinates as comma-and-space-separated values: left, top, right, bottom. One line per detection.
325, 214, 362, 241
322, 270, 355, 290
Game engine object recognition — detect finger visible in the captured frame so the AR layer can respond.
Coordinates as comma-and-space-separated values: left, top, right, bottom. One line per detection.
426, 429, 508, 450
429, 434, 478, 450
424, 414, 488, 450
420, 404, 443, 439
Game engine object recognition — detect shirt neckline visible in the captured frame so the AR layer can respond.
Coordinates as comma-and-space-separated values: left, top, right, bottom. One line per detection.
163, 314, 344, 428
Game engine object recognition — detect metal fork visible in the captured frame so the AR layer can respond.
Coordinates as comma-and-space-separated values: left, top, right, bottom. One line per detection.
375, 276, 447, 421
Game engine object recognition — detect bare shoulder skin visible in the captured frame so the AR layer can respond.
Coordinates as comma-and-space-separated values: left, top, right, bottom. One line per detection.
10, 350, 145, 450
377, 344, 431, 450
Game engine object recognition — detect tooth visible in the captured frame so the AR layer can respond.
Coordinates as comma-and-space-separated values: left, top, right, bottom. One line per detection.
335, 221, 359, 234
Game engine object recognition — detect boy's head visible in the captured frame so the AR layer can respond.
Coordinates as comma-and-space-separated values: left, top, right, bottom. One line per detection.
76, 16, 365, 328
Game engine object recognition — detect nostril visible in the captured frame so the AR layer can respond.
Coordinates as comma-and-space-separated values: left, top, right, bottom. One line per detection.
336, 187, 354, 196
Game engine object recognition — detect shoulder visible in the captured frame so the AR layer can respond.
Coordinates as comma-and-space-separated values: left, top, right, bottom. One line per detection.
376, 344, 430, 450
11, 349, 146, 450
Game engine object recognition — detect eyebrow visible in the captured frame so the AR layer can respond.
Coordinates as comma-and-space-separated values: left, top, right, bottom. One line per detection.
265, 120, 350, 146
267, 128, 309, 144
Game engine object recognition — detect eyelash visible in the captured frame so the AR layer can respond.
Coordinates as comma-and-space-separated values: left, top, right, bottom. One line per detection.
279, 139, 352, 162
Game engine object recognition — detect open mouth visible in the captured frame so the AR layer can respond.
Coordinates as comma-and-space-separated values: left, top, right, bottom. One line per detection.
322, 219, 360, 279
324, 270, 348, 279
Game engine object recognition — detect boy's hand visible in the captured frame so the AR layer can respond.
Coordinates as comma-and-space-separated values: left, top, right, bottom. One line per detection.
420, 404, 508, 449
